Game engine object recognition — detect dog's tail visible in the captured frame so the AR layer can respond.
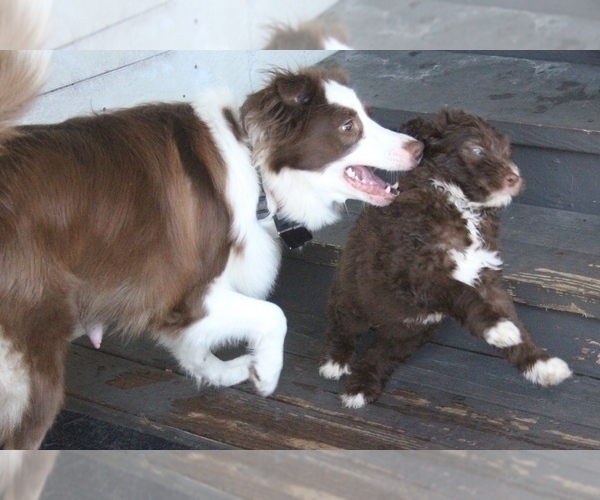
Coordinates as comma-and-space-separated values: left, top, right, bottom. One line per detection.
0, 51, 49, 141
0, 0, 53, 49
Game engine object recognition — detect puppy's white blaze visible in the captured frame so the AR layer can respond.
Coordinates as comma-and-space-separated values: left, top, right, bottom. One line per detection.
0, 331, 31, 438
484, 320, 522, 348
524, 358, 573, 386
440, 182, 503, 286
319, 360, 351, 380
341, 393, 367, 409
323, 80, 416, 171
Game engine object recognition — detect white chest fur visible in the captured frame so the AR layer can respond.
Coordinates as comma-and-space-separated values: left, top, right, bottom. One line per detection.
449, 205, 503, 286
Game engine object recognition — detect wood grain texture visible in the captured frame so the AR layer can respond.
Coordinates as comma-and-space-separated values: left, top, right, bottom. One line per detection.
57, 256, 600, 450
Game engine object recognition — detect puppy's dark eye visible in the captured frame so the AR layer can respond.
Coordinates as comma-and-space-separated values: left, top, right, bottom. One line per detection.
341, 120, 354, 132
472, 146, 483, 155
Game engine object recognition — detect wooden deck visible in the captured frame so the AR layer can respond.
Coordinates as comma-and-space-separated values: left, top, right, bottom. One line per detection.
11, 450, 600, 499
39, 50, 600, 452
42, 243, 600, 451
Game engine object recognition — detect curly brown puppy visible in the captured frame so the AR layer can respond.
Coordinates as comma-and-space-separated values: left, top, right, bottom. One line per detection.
319, 109, 572, 408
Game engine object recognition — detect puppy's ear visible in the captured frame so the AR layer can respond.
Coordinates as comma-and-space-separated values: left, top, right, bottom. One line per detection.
276, 73, 318, 106
433, 108, 468, 127
401, 116, 443, 142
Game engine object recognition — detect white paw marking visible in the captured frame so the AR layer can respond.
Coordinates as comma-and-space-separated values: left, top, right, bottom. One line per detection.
484, 320, 522, 348
524, 357, 573, 387
341, 393, 366, 409
250, 359, 282, 397
319, 360, 351, 380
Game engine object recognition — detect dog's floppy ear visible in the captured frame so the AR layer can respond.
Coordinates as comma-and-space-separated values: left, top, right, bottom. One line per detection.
433, 108, 468, 127
401, 116, 443, 142
276, 73, 318, 106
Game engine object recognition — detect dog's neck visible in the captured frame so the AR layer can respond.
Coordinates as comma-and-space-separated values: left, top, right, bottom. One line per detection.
430, 179, 486, 214
256, 170, 316, 249
258, 166, 342, 232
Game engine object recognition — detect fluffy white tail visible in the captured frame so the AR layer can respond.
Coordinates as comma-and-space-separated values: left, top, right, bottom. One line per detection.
0, 51, 49, 136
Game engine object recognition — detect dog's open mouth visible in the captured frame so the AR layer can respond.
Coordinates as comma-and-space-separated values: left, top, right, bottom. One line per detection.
345, 166, 399, 202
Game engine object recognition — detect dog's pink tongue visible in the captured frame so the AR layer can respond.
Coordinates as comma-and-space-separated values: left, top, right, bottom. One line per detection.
347, 166, 388, 188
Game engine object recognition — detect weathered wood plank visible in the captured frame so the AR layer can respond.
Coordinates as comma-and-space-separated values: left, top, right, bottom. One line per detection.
319, 51, 600, 154
284, 203, 600, 318
38, 450, 600, 500
67, 304, 600, 450
64, 345, 447, 450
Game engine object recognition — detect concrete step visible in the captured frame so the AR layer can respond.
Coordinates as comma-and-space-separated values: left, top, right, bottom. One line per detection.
319, 0, 600, 49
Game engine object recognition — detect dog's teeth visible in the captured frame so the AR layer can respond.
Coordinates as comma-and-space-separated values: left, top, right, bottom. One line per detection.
392, 182, 399, 189
385, 185, 391, 194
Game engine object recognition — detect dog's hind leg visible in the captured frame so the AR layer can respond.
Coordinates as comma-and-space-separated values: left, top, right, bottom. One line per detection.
341, 323, 439, 408
3, 345, 67, 450
161, 285, 287, 397
2, 308, 71, 450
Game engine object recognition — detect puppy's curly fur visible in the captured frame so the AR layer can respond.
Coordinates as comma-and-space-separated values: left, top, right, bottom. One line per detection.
320, 109, 572, 408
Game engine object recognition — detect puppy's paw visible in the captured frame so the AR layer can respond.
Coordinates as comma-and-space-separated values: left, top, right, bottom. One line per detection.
484, 320, 521, 348
341, 392, 367, 409
524, 357, 573, 386
319, 359, 351, 380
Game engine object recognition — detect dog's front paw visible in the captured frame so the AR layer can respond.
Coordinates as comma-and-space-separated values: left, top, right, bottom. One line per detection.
524, 357, 573, 386
249, 360, 282, 397
341, 392, 367, 409
319, 359, 351, 380
341, 372, 383, 409
484, 320, 522, 348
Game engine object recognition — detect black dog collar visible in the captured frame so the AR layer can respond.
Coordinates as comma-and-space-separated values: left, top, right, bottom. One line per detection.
256, 190, 313, 250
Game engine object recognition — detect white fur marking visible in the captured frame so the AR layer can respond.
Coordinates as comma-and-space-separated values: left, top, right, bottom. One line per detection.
192, 94, 280, 300
160, 284, 287, 397
324, 80, 418, 172
0, 330, 31, 439
438, 182, 503, 286
341, 393, 366, 409
319, 360, 351, 380
524, 358, 572, 386
484, 320, 522, 348
403, 313, 444, 325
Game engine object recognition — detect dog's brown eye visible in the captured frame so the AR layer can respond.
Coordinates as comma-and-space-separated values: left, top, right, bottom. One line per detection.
341, 120, 354, 132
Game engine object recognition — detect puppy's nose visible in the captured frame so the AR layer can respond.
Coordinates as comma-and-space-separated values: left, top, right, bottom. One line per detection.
505, 173, 520, 187
406, 140, 424, 163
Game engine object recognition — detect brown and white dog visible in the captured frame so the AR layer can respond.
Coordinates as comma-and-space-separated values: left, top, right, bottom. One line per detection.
0, 52, 423, 448
263, 21, 352, 50
320, 109, 572, 408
